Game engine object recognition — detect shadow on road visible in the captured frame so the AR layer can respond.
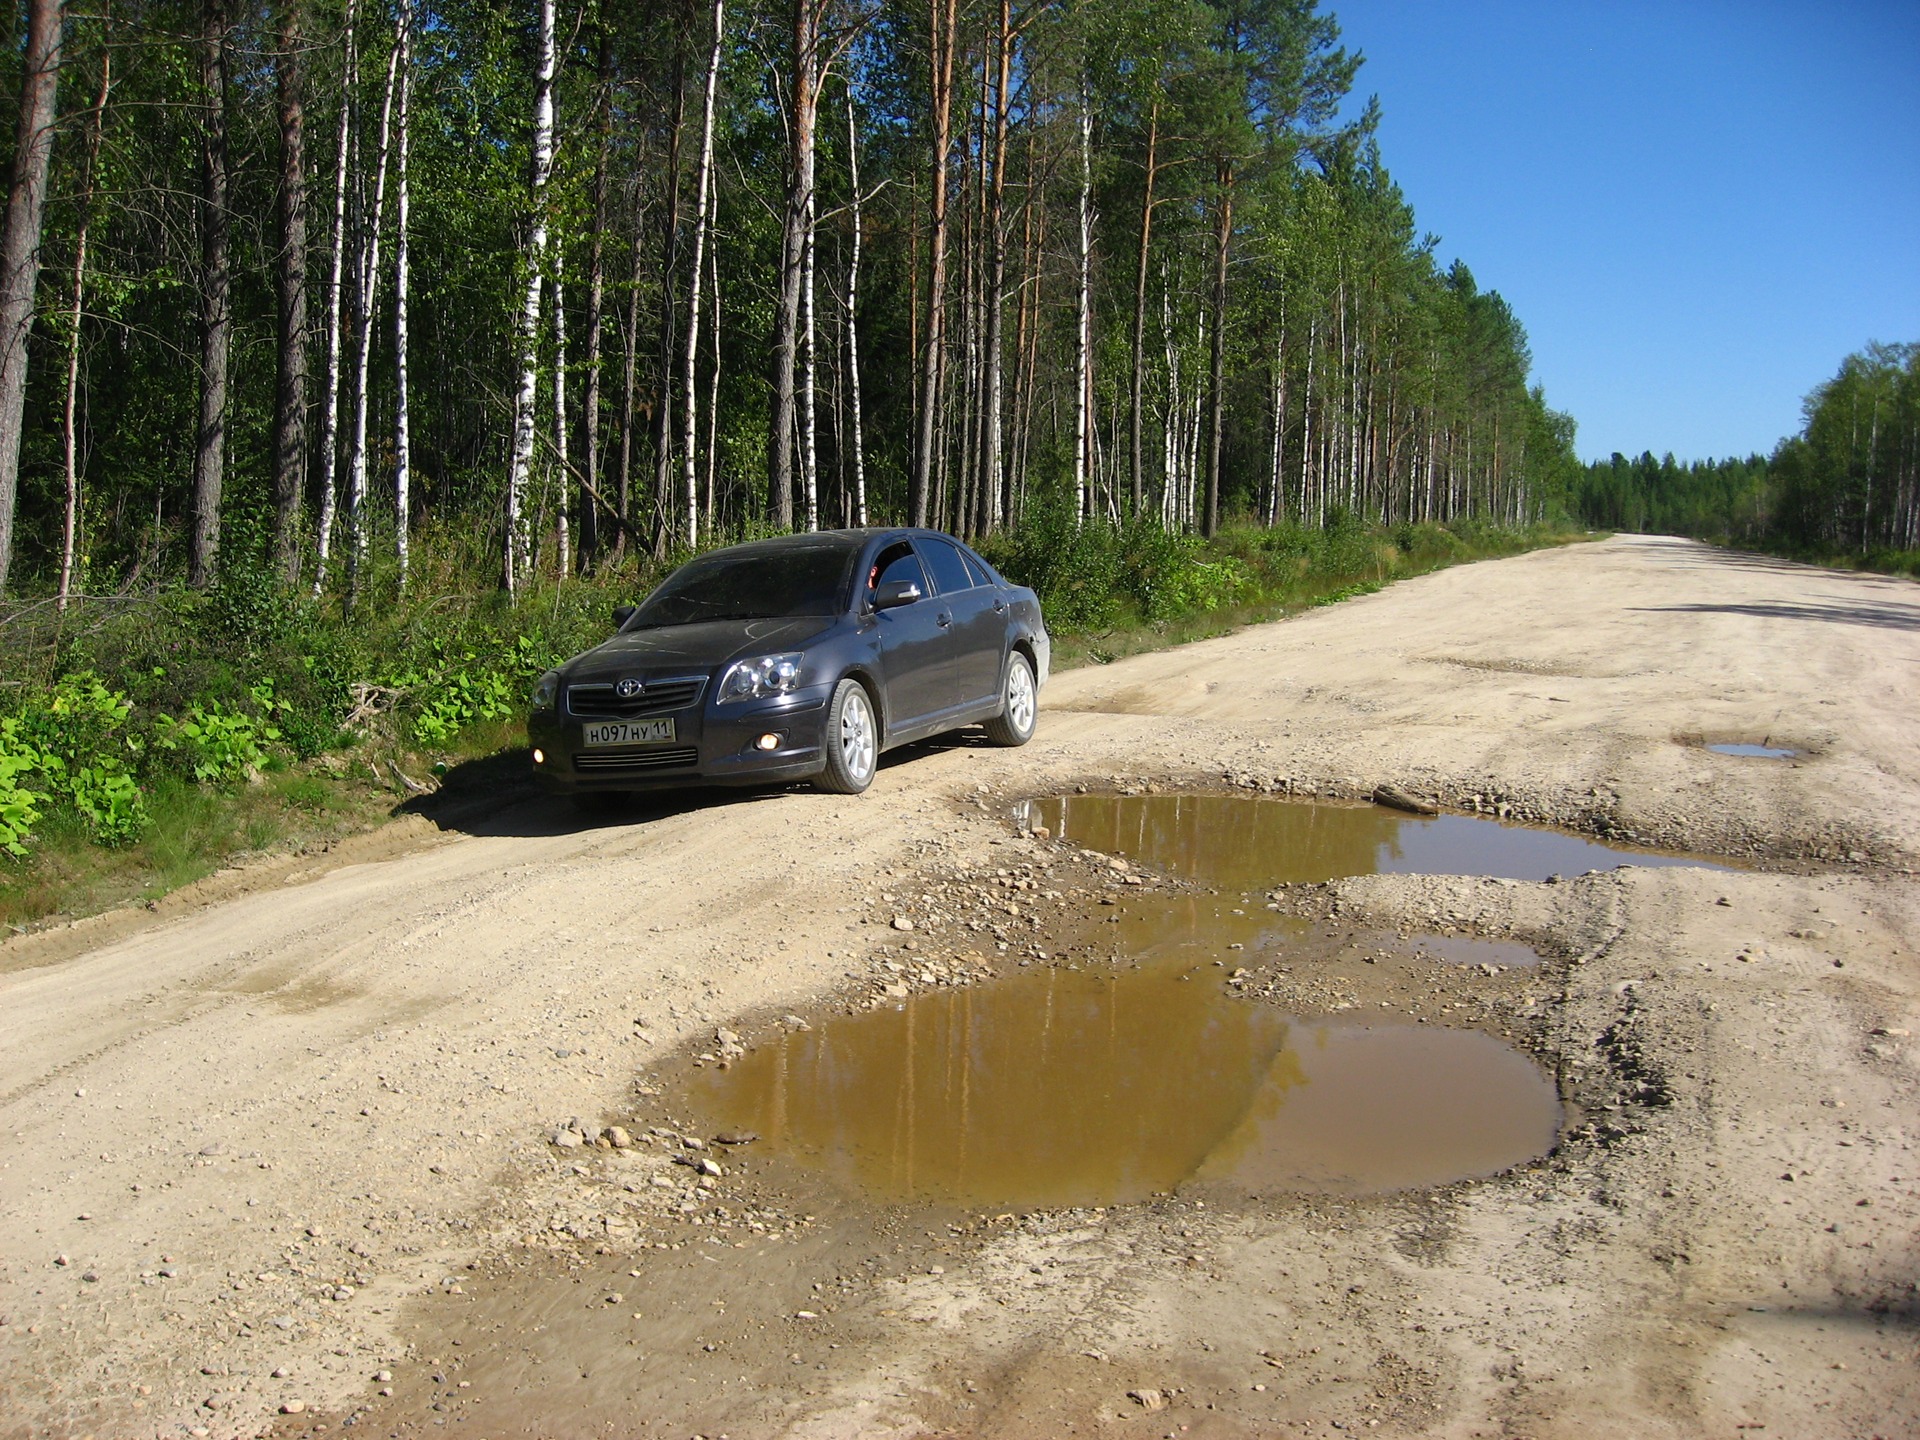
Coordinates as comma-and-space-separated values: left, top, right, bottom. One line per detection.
1631, 599, 1920, 633
398, 732, 992, 840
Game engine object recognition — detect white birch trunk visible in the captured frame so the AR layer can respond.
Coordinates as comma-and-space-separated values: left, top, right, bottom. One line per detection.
845, 84, 867, 527
345, 41, 399, 598
504, 0, 556, 593
553, 272, 569, 576
681, 0, 723, 548
704, 239, 721, 533
1073, 92, 1092, 526
393, 0, 412, 586
802, 175, 818, 532
313, 0, 358, 594
58, 47, 110, 612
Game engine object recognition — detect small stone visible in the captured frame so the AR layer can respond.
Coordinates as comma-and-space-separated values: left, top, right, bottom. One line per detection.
604, 1126, 633, 1149
715, 1028, 741, 1046
52, 1254, 68, 1267
682, 1135, 707, 1150
332, 1285, 355, 1301
375, 1370, 394, 1383
714, 1131, 759, 1145
1128, 1388, 1168, 1412
281, 1400, 307, 1415
605, 1292, 624, 1305
696, 1157, 723, 1177
272, 1367, 290, 1379
891, 916, 915, 932
550, 1127, 585, 1149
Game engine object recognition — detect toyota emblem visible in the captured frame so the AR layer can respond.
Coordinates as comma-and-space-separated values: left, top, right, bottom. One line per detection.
615, 677, 644, 699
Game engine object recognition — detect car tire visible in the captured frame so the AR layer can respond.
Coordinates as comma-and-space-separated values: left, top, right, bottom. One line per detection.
983, 651, 1037, 747
815, 678, 878, 794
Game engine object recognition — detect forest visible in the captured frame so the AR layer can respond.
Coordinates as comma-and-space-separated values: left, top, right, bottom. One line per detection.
1574, 342, 1920, 569
0, 0, 1584, 901
0, 0, 1578, 601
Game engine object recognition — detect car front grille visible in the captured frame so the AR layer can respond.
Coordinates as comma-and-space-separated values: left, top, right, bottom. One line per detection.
566, 677, 705, 718
573, 745, 700, 774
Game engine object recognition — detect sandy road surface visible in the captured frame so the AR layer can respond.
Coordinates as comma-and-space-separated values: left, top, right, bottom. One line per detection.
3, 534, 1917, 1439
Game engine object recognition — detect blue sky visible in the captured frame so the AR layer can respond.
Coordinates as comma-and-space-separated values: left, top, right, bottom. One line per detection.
1329, 0, 1920, 464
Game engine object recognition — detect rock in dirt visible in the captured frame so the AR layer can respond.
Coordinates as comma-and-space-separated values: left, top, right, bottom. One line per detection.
1373, 783, 1439, 816
1128, 1387, 1169, 1412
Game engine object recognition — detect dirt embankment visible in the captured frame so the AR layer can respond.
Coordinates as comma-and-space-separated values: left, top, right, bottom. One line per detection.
3, 535, 1917, 1440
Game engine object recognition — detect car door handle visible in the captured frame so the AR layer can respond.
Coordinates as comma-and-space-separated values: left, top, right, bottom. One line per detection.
937, 611, 952, 628
992, 598, 1007, 612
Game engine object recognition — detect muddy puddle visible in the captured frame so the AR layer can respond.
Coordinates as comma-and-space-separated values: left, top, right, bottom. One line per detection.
683, 957, 1560, 1206
1016, 791, 1725, 886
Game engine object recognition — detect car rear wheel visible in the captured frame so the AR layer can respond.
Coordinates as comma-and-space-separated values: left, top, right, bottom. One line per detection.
983, 651, 1037, 747
815, 678, 878, 794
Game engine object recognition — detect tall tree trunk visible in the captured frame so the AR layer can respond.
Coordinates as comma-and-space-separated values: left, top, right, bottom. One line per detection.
651, 12, 689, 554
768, 0, 819, 531
1202, 157, 1231, 539
703, 239, 721, 532
393, 0, 413, 586
578, 29, 611, 573
802, 175, 819, 531
978, 0, 1012, 535
615, 199, 643, 560
0, 0, 62, 595
313, 0, 358, 593
910, 0, 957, 527
681, 0, 723, 547
57, 42, 108, 611
1129, 98, 1157, 518
345, 41, 399, 603
504, 0, 556, 592
190, 0, 232, 590
552, 272, 568, 576
845, 82, 867, 526
1073, 89, 1093, 525
272, 0, 309, 586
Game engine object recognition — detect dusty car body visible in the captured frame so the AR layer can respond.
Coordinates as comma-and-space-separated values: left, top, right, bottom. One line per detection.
527, 528, 1049, 797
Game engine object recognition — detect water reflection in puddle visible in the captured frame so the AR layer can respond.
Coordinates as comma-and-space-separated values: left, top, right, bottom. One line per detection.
684, 959, 1560, 1208
1017, 792, 1724, 886
1707, 742, 1798, 759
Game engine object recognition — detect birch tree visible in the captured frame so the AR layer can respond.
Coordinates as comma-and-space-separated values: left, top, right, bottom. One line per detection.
681, 0, 724, 548
393, 0, 414, 586
504, 0, 557, 593
313, 0, 359, 593
189, 0, 233, 589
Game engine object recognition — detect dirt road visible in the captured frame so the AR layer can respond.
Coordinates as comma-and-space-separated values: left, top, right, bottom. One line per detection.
4, 534, 1917, 1439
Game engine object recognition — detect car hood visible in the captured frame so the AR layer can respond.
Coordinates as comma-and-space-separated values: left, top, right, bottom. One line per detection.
567, 616, 837, 678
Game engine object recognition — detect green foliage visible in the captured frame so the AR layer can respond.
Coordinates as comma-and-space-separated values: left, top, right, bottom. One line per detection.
392, 634, 553, 745
0, 717, 50, 857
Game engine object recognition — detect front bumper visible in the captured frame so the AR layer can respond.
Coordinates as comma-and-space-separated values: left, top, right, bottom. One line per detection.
528, 685, 832, 792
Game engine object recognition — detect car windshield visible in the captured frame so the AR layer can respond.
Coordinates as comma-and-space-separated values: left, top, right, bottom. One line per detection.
628, 544, 856, 627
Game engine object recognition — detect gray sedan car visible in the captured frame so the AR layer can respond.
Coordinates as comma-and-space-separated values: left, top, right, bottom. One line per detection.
528, 528, 1049, 797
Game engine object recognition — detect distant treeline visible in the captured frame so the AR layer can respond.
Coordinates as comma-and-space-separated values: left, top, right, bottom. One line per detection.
1574, 342, 1919, 566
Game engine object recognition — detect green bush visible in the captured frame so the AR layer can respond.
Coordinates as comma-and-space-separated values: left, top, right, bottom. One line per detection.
0, 717, 49, 857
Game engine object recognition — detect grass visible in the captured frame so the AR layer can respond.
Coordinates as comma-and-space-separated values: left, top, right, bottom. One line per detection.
1, 519, 1587, 934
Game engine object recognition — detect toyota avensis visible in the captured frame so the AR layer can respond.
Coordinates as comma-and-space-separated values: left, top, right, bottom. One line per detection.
528, 528, 1049, 798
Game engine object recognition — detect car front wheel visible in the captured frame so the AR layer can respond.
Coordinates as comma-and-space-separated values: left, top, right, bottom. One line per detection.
815, 677, 878, 794
983, 651, 1037, 747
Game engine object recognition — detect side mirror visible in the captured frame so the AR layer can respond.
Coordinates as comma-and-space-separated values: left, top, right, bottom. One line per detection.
612, 604, 637, 630
873, 579, 922, 611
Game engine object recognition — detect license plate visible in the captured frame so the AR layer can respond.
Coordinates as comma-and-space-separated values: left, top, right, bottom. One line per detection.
582, 718, 676, 747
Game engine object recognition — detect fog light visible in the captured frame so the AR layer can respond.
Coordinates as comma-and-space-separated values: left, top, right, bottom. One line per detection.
531, 748, 545, 765
756, 733, 781, 751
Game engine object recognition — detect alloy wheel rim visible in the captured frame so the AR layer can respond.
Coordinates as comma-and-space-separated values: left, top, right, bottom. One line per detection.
842, 690, 875, 779
1009, 663, 1035, 733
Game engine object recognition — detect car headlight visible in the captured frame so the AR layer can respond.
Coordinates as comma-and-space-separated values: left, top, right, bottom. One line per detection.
530, 670, 559, 712
716, 653, 805, 704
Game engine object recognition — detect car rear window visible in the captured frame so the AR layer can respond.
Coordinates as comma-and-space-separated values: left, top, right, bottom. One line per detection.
918, 537, 976, 595
630, 544, 856, 626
